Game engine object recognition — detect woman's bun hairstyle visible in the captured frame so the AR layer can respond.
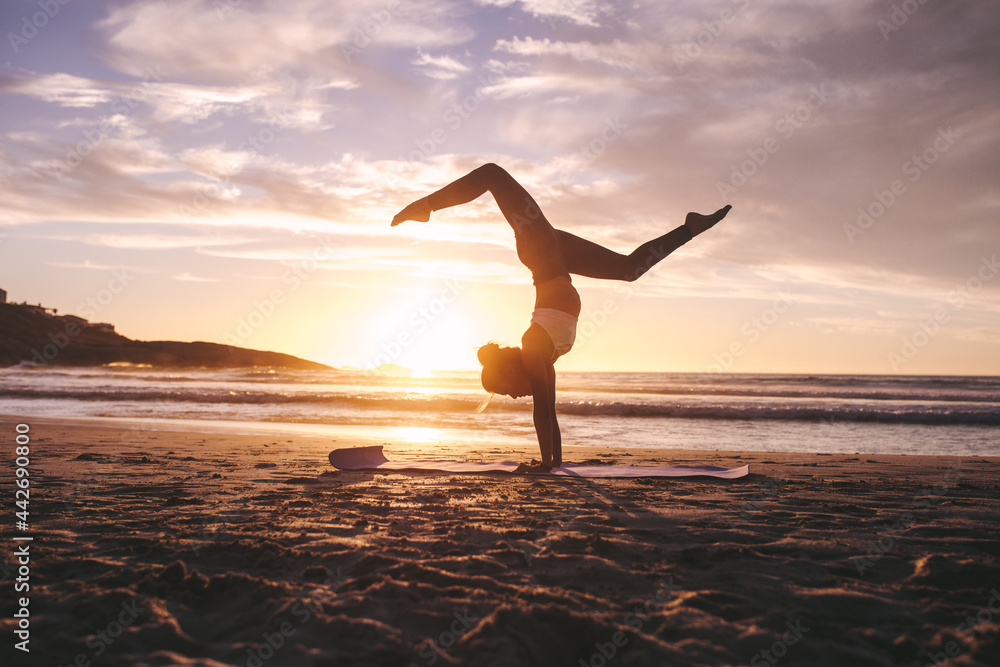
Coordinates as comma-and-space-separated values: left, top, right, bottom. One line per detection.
477, 342, 502, 367
476, 341, 522, 408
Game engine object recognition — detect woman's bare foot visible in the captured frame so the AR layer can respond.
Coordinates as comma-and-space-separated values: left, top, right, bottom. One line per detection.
391, 197, 432, 226
685, 204, 731, 236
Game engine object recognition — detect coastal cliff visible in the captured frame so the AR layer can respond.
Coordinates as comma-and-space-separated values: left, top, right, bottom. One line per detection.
0, 302, 330, 369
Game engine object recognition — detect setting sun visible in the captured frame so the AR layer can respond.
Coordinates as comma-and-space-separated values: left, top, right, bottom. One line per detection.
365, 294, 482, 373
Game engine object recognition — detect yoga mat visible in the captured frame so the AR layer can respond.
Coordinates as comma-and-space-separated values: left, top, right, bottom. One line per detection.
329, 445, 749, 479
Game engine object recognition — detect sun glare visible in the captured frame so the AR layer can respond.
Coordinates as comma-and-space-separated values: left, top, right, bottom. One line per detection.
366, 296, 483, 373
392, 426, 443, 443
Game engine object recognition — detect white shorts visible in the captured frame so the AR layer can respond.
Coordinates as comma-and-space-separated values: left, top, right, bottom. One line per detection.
530, 308, 578, 360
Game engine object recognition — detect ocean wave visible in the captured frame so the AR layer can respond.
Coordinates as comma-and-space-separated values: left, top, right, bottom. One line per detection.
554, 374, 1000, 404
555, 401, 1000, 425
7, 367, 1000, 402
3, 387, 998, 426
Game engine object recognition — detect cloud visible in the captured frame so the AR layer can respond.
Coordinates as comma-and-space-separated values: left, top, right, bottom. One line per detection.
45, 259, 158, 273
412, 51, 472, 80
477, 0, 610, 27
87, 232, 260, 250
0, 73, 114, 107
480, 69, 629, 99
98, 0, 475, 82
0, 69, 342, 129
494, 36, 664, 72
172, 271, 221, 282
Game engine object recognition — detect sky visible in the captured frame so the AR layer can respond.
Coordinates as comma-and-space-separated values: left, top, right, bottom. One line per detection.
1, 0, 998, 374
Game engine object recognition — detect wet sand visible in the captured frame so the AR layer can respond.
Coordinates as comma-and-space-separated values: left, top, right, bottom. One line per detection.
3, 417, 1000, 666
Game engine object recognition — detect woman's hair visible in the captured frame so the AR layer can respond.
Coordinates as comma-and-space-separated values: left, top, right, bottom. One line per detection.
476, 341, 523, 411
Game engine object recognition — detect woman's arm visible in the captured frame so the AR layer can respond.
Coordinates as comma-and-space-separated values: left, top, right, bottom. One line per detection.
521, 325, 560, 470
547, 363, 561, 466
530, 371, 557, 466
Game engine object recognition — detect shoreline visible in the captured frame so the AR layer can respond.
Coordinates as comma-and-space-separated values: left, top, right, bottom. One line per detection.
6, 412, 1000, 463
3, 417, 999, 666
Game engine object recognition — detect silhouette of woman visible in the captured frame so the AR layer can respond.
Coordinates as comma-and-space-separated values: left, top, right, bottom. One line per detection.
392, 163, 730, 472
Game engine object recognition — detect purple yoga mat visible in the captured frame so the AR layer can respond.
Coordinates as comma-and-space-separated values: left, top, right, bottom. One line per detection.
329, 445, 749, 478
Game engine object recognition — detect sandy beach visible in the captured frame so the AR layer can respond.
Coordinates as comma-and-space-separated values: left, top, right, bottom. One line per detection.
4, 417, 1000, 667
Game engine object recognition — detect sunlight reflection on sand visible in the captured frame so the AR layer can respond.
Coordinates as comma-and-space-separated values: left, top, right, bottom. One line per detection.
391, 426, 443, 443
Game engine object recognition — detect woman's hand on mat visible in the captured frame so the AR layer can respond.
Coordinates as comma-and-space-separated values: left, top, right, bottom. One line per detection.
515, 459, 552, 474
391, 197, 431, 226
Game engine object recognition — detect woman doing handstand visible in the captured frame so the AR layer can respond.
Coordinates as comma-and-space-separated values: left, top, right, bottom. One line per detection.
392, 163, 730, 472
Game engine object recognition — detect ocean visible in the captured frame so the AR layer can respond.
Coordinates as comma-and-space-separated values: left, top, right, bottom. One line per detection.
2, 366, 998, 457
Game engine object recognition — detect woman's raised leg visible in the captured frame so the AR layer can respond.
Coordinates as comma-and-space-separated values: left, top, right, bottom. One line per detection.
392, 163, 552, 235
557, 205, 731, 281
